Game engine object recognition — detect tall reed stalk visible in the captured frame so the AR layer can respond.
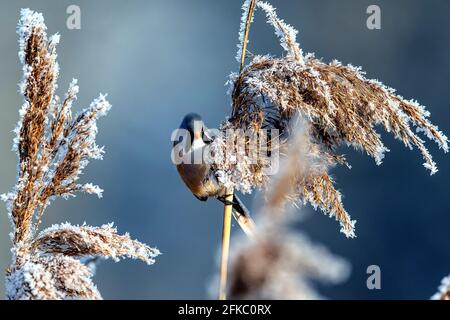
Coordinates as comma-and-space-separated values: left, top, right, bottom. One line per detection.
218, 0, 257, 300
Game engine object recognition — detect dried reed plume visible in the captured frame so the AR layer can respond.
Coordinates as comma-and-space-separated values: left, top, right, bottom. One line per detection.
432, 275, 450, 300
214, 0, 448, 238
1, 9, 160, 300
225, 122, 350, 300
228, 232, 350, 300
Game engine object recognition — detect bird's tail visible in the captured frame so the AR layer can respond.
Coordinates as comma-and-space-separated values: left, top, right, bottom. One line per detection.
231, 194, 256, 238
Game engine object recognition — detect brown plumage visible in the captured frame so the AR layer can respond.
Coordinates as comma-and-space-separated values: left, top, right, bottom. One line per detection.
174, 113, 256, 237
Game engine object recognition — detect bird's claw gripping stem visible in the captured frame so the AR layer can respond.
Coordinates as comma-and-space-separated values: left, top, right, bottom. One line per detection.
217, 195, 236, 207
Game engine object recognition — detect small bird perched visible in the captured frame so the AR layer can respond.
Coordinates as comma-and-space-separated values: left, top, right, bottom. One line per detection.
173, 113, 255, 237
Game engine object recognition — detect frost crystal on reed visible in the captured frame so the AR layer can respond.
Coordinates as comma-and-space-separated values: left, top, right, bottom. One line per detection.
236, 0, 254, 63
2, 9, 160, 300
432, 274, 450, 300
257, 2, 303, 62
218, 0, 448, 237
224, 125, 350, 299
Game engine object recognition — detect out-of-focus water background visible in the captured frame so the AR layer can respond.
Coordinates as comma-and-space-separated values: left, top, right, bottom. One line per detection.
0, 0, 449, 299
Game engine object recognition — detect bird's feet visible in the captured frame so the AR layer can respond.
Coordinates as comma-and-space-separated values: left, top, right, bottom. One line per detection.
217, 194, 236, 206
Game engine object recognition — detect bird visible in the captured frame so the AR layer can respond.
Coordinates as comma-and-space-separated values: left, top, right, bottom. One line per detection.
173, 113, 255, 237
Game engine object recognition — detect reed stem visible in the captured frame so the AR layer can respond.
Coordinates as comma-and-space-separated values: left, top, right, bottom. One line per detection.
218, 189, 234, 300
219, 0, 257, 300
239, 0, 257, 73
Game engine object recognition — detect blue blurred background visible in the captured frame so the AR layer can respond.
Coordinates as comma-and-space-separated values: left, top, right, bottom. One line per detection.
0, 0, 449, 299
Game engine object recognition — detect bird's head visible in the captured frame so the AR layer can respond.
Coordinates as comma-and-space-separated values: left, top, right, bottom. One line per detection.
177, 113, 213, 150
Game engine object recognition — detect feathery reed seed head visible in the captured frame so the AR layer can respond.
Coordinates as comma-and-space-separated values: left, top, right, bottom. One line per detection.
219, 0, 448, 238
2, 9, 160, 300
228, 229, 350, 300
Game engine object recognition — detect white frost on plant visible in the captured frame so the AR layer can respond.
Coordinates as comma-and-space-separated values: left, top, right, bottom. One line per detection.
52, 93, 112, 196
6, 257, 57, 300
82, 183, 104, 198
209, 123, 270, 194
431, 274, 450, 300
62, 78, 79, 115
17, 8, 45, 65
4, 8, 160, 300
307, 66, 337, 113
15, 9, 59, 154
334, 60, 448, 174
34, 222, 161, 265
257, 1, 304, 62
48, 33, 60, 47
89, 93, 112, 117
236, 0, 255, 63
6, 254, 102, 300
